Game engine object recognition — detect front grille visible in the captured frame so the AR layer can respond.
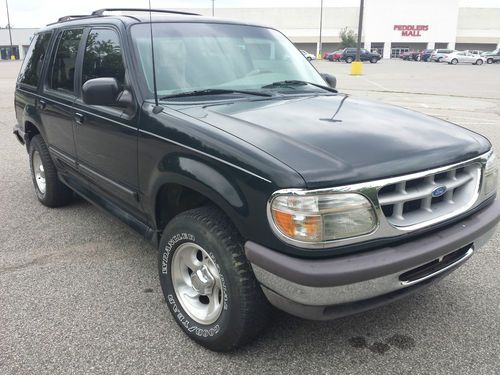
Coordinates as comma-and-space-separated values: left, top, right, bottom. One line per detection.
378, 163, 481, 227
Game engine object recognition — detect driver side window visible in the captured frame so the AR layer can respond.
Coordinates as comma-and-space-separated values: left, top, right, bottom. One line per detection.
82, 29, 125, 87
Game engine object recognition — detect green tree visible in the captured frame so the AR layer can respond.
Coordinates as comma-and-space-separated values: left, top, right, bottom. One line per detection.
339, 27, 357, 48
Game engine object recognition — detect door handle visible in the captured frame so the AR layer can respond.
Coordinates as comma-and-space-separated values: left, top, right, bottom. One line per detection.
74, 112, 85, 125
38, 99, 47, 110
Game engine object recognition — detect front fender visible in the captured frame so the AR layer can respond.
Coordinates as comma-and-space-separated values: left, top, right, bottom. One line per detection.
142, 149, 274, 241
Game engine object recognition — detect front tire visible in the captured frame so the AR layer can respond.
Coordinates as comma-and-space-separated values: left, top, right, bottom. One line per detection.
476, 59, 483, 65
345, 56, 353, 63
451, 58, 458, 65
370, 57, 377, 63
487, 58, 493, 64
158, 206, 271, 352
29, 135, 72, 207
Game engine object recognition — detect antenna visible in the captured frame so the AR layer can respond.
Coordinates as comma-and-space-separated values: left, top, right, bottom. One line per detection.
148, 0, 160, 110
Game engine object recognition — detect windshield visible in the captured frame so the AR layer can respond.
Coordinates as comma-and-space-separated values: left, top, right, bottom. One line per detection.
130, 22, 326, 99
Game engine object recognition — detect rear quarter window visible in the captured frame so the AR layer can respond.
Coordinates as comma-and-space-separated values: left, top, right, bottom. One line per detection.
17, 32, 52, 87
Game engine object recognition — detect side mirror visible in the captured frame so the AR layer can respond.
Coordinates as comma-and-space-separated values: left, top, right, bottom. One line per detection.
82, 77, 121, 106
320, 73, 337, 89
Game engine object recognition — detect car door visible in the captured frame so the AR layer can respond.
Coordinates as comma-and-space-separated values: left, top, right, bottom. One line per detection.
463, 52, 474, 63
361, 49, 370, 61
72, 27, 143, 218
40, 28, 84, 166
455, 52, 465, 63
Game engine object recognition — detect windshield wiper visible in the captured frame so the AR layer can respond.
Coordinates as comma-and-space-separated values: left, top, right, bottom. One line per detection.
262, 80, 337, 93
159, 88, 272, 100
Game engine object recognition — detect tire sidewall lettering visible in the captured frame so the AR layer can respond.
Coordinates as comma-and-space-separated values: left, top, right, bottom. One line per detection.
162, 231, 229, 337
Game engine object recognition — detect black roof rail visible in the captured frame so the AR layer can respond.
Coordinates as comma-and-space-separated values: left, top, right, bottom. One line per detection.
91, 8, 201, 17
57, 15, 91, 22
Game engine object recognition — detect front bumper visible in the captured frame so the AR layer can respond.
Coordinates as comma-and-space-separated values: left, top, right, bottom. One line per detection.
245, 198, 499, 320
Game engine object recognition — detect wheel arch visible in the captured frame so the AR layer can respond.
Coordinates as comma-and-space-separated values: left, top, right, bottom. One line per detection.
151, 160, 252, 242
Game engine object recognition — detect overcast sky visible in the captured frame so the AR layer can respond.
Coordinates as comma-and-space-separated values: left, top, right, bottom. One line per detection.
2, 0, 499, 28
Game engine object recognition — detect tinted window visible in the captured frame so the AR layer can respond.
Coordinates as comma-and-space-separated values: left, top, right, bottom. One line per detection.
18, 32, 52, 87
49, 29, 83, 93
82, 29, 125, 86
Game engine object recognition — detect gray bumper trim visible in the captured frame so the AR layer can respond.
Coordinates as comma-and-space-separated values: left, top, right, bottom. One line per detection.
245, 198, 500, 288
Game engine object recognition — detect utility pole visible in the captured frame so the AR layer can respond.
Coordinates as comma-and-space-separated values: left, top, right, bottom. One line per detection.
211, 0, 214, 16
6, 0, 14, 59
355, 0, 364, 61
318, 0, 323, 59
351, 0, 365, 75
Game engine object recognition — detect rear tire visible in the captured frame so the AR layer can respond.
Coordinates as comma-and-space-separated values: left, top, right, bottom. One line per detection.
370, 57, 377, 63
158, 206, 271, 352
29, 134, 72, 207
486, 58, 493, 64
476, 59, 483, 65
451, 58, 458, 65
346, 56, 353, 63
437, 57, 442, 62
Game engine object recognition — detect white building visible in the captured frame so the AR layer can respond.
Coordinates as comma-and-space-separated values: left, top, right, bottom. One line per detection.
0, 28, 37, 60
180, 0, 500, 58
2, 0, 499, 60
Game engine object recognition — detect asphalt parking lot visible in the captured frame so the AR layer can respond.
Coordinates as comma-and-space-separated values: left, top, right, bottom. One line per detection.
1, 59, 499, 375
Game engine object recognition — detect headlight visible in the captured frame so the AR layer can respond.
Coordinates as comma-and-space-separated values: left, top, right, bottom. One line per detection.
269, 192, 377, 244
484, 152, 498, 196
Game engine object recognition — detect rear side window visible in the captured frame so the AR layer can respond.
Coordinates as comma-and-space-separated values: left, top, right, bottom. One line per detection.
49, 29, 83, 93
82, 29, 125, 86
17, 32, 52, 87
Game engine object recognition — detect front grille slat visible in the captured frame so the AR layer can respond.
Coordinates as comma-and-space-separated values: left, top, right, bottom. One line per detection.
378, 163, 480, 227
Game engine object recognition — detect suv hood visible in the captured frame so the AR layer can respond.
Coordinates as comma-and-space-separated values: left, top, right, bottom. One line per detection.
177, 95, 490, 188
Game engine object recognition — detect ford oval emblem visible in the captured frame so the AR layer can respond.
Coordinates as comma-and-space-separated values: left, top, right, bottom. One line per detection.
432, 186, 447, 198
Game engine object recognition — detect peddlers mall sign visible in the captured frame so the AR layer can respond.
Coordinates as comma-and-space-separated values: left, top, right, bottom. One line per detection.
394, 25, 429, 37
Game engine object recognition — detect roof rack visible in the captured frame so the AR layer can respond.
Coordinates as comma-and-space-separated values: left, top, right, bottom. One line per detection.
57, 15, 91, 22
91, 8, 201, 17
49, 8, 200, 26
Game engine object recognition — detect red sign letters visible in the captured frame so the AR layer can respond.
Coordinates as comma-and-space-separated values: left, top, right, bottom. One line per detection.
393, 25, 429, 37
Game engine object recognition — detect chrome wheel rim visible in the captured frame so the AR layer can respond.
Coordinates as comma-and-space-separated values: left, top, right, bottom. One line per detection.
171, 242, 224, 325
32, 151, 46, 194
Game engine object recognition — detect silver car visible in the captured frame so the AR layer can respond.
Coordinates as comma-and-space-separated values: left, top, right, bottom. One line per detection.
442, 51, 486, 65
430, 49, 455, 62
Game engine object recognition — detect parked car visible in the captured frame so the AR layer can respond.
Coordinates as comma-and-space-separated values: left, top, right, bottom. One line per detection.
468, 50, 483, 56
399, 50, 424, 61
341, 47, 381, 63
327, 50, 343, 61
300, 49, 316, 61
419, 49, 434, 62
14, 8, 499, 352
399, 51, 413, 60
411, 51, 422, 61
482, 49, 500, 64
442, 51, 486, 65
430, 49, 455, 62
323, 51, 333, 59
